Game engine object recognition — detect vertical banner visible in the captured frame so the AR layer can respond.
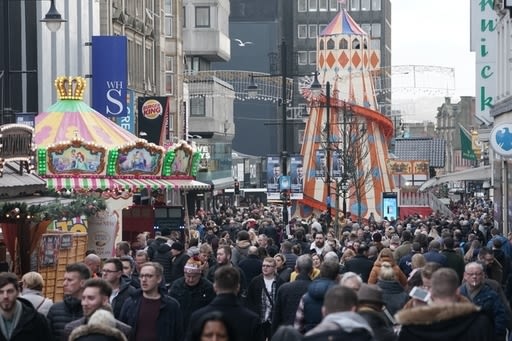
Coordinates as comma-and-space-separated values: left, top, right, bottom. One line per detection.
382, 192, 398, 221
91, 36, 128, 118
137, 96, 169, 145
332, 150, 343, 179
315, 149, 326, 178
115, 89, 135, 133
470, 0, 497, 124
267, 155, 281, 200
290, 155, 304, 200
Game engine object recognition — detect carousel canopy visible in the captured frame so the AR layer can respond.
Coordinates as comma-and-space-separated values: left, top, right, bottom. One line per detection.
35, 77, 138, 148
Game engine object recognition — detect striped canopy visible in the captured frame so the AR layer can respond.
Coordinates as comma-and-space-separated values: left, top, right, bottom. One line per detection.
36, 100, 138, 148
320, 9, 367, 36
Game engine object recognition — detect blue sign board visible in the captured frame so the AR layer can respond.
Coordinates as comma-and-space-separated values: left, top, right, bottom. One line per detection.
91, 36, 127, 118
115, 89, 135, 134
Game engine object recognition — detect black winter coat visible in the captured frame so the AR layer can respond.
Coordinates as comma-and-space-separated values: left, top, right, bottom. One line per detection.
119, 290, 184, 341
0, 297, 52, 341
169, 276, 215, 329
151, 241, 173, 285
271, 273, 311, 334
111, 276, 137, 319
187, 293, 262, 341
47, 295, 83, 341
343, 255, 374, 283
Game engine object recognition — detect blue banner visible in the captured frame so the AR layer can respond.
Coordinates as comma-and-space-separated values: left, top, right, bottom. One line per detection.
91, 36, 127, 118
115, 89, 135, 134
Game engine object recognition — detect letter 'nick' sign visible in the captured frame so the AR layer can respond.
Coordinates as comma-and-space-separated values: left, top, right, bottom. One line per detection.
91, 36, 128, 118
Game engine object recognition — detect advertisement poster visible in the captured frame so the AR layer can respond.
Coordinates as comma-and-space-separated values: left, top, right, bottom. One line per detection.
382, 192, 398, 221
39, 235, 60, 267
315, 149, 326, 178
290, 155, 304, 200
267, 155, 281, 200
87, 211, 119, 258
137, 96, 169, 145
332, 150, 343, 179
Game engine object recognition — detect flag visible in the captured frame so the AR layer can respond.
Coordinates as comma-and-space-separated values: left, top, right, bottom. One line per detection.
460, 125, 476, 161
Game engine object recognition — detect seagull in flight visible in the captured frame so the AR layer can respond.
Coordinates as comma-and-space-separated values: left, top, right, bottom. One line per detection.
234, 39, 253, 47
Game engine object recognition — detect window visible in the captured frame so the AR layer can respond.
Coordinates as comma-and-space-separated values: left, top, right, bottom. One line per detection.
297, 51, 308, 65
298, 25, 308, 39
339, 38, 348, 49
190, 96, 206, 116
350, 0, 360, 11
309, 51, 317, 65
327, 38, 335, 49
308, 25, 318, 38
371, 0, 381, 11
371, 38, 380, 50
165, 73, 174, 95
319, 24, 327, 35
371, 23, 381, 38
195, 6, 210, 27
164, 0, 172, 14
166, 56, 174, 72
309, 0, 318, 11
329, 0, 338, 11
361, 0, 370, 11
164, 16, 173, 36
182, 6, 186, 27
319, 0, 328, 11
298, 0, 307, 12
361, 24, 371, 35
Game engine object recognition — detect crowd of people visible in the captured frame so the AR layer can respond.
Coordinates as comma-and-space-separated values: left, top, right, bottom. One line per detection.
0, 196, 511, 340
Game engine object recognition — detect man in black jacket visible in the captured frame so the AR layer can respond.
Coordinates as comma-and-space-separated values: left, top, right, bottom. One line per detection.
169, 256, 215, 330
247, 257, 285, 340
0, 272, 51, 340
47, 262, 91, 341
169, 242, 190, 284
120, 262, 184, 341
342, 243, 374, 283
101, 258, 137, 318
272, 254, 313, 334
187, 266, 262, 341
62, 278, 131, 340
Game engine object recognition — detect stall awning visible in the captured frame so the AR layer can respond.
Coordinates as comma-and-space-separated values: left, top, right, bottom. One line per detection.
114, 178, 210, 191
419, 166, 491, 191
169, 179, 211, 191
46, 177, 117, 191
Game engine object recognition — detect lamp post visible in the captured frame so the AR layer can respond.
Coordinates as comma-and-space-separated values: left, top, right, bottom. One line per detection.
310, 73, 332, 227
40, 0, 67, 32
246, 40, 290, 225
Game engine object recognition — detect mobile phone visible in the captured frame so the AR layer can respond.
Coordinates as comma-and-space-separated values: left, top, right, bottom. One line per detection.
409, 286, 431, 302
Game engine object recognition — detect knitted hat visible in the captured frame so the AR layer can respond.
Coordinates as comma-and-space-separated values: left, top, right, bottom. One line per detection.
357, 284, 384, 305
184, 256, 203, 274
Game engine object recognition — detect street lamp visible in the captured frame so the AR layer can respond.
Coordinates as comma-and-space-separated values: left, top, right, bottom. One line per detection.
41, 0, 67, 32
245, 40, 290, 225
341, 177, 349, 218
310, 72, 333, 227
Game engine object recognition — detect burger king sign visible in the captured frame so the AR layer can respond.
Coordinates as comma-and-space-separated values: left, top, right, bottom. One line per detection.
141, 99, 163, 119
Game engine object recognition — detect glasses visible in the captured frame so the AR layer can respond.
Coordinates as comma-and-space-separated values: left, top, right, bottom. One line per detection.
139, 274, 156, 279
102, 269, 120, 274
262, 264, 275, 268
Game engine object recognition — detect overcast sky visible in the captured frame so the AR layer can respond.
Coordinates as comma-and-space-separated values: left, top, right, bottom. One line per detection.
392, 0, 475, 97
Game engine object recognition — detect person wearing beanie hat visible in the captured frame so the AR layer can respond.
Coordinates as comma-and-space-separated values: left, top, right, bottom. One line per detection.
169, 241, 190, 284
357, 284, 395, 341
169, 256, 215, 331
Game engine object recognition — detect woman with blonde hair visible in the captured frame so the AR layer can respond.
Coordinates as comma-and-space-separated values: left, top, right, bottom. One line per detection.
339, 248, 356, 273
20, 271, 53, 316
376, 261, 408, 315
368, 248, 408, 287
464, 239, 481, 263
